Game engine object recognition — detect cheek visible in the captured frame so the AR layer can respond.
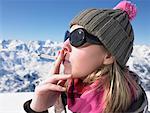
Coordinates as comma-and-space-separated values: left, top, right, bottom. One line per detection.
70, 47, 104, 78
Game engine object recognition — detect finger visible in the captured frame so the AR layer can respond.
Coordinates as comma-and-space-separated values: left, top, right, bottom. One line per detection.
44, 74, 71, 84
37, 83, 66, 93
55, 50, 60, 60
58, 51, 60, 56
50, 51, 63, 74
55, 49, 65, 65
51, 49, 65, 74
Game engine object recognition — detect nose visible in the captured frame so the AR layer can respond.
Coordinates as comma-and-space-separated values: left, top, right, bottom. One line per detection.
63, 38, 72, 52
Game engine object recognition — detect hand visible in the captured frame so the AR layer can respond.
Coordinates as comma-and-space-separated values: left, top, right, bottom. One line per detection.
30, 49, 71, 112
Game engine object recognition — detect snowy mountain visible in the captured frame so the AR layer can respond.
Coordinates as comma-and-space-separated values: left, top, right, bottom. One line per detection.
0, 40, 63, 92
0, 40, 150, 93
127, 45, 150, 91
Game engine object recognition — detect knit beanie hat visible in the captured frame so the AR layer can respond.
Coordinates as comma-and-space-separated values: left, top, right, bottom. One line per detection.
70, 1, 137, 69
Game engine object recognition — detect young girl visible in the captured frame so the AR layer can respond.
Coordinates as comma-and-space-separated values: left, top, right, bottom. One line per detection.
24, 1, 148, 113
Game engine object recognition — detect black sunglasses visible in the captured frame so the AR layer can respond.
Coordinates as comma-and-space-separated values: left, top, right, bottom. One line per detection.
64, 28, 103, 47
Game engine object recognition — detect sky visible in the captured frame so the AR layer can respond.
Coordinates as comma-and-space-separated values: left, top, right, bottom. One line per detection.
0, 0, 150, 45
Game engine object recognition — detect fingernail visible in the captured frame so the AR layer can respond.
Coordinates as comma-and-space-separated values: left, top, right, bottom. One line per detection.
58, 51, 60, 55
61, 49, 64, 53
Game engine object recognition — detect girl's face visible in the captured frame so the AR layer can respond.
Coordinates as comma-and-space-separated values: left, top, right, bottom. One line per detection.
63, 25, 107, 79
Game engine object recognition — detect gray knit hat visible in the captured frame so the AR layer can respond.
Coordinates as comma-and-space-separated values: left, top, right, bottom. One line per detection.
70, 1, 137, 68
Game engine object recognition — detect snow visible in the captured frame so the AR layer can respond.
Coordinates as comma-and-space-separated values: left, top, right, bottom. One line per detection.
0, 92, 149, 113
127, 45, 150, 91
0, 40, 62, 92
146, 92, 150, 111
0, 92, 34, 113
0, 92, 72, 113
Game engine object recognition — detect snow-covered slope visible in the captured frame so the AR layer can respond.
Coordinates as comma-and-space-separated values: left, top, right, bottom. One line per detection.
0, 92, 73, 113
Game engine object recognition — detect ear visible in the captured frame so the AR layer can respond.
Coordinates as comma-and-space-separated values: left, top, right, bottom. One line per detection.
103, 52, 114, 65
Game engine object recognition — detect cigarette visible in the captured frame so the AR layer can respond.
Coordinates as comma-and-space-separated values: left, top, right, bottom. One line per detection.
38, 54, 56, 60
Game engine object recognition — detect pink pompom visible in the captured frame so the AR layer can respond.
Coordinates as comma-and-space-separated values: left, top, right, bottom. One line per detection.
113, 0, 137, 21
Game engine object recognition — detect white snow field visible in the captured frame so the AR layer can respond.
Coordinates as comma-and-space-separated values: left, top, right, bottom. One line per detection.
0, 92, 149, 113
0, 92, 73, 113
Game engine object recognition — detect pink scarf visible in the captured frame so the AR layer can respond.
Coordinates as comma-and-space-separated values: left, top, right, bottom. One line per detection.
67, 79, 105, 113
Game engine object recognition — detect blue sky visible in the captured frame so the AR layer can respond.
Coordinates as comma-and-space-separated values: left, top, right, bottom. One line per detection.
0, 0, 150, 45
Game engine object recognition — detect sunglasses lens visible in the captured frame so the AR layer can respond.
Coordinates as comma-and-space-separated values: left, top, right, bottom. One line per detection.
70, 29, 85, 47
64, 30, 70, 42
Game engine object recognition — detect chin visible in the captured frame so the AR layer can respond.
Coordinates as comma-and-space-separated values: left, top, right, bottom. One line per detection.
71, 68, 94, 79
71, 71, 85, 79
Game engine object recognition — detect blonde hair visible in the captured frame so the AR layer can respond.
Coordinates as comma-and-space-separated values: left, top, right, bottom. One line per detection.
83, 60, 142, 113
